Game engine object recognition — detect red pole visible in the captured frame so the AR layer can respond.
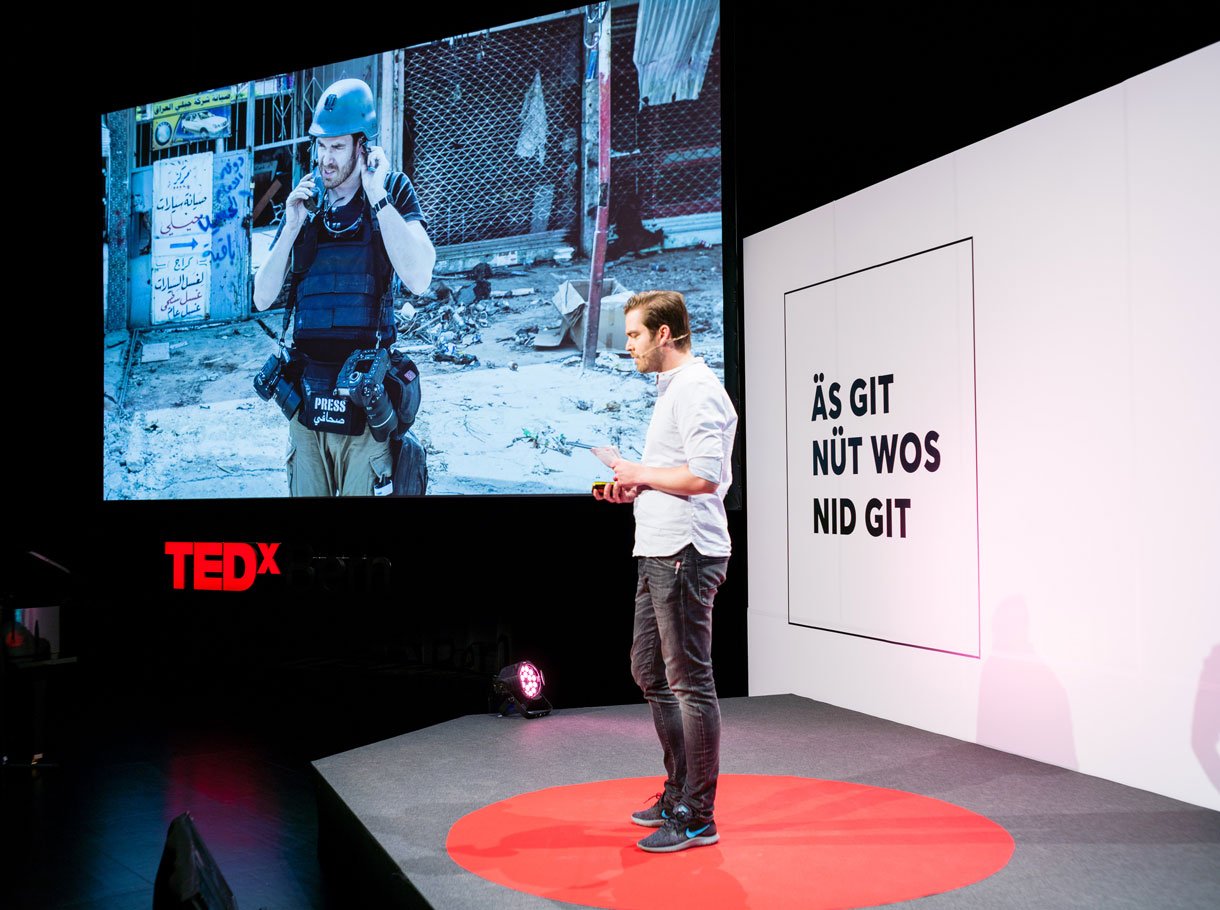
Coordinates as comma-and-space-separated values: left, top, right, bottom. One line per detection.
583, 5, 612, 370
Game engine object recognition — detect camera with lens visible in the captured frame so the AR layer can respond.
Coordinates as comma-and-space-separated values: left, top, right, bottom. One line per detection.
253, 350, 303, 420
336, 348, 398, 442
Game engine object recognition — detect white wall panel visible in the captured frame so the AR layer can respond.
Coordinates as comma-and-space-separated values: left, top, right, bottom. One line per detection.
743, 44, 1220, 809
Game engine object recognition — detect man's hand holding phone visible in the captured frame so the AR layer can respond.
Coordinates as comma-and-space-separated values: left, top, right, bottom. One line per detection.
283, 171, 319, 233
594, 456, 651, 502
592, 480, 643, 504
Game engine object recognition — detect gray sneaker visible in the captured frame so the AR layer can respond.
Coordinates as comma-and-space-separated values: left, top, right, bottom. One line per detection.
630, 792, 674, 828
636, 803, 719, 852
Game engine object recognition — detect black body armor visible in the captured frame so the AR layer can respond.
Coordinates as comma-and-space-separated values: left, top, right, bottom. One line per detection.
290, 201, 396, 354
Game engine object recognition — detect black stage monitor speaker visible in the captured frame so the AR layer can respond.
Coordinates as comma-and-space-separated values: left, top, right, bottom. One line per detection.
153, 811, 238, 910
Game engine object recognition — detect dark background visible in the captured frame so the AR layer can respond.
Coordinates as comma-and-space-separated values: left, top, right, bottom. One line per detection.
9, 3, 1217, 764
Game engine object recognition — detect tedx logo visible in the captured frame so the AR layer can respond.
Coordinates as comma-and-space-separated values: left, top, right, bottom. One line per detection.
165, 542, 281, 591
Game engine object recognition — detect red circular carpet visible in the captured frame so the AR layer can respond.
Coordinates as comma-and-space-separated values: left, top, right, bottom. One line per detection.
446, 774, 1014, 909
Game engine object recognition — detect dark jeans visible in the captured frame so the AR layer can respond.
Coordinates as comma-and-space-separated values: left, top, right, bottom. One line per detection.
630, 542, 728, 819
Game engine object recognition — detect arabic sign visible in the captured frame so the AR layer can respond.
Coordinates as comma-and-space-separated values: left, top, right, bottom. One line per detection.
142, 86, 240, 150
151, 153, 213, 323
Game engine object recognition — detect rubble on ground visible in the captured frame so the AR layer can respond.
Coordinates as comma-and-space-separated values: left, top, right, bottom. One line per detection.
103, 246, 725, 498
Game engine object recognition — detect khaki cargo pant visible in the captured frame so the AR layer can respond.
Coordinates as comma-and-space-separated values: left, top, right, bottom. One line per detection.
287, 418, 394, 497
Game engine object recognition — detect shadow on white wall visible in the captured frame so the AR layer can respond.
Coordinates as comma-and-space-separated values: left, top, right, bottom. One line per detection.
1192, 644, 1220, 793
977, 595, 1078, 770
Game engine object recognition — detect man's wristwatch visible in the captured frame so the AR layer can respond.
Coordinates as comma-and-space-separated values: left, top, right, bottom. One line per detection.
371, 196, 395, 217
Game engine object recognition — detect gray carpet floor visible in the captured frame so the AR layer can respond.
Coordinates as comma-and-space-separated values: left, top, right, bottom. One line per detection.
313, 694, 1220, 909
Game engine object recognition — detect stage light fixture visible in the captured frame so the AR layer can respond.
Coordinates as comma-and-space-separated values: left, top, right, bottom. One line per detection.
493, 660, 552, 718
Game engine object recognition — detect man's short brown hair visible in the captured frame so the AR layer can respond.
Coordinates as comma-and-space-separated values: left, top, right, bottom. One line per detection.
624, 290, 691, 351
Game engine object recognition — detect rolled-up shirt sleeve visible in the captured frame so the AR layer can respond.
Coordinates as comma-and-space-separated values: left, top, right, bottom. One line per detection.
675, 382, 733, 485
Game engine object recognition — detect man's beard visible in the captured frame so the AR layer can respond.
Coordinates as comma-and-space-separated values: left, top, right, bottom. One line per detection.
633, 345, 663, 374
323, 151, 357, 189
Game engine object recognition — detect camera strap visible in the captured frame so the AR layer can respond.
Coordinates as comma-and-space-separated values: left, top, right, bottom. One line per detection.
279, 297, 293, 353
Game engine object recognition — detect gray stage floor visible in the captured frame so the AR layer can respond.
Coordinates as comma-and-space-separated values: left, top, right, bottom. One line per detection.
312, 694, 1220, 909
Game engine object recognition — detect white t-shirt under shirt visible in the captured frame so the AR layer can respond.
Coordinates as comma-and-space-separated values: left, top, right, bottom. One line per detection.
632, 357, 738, 558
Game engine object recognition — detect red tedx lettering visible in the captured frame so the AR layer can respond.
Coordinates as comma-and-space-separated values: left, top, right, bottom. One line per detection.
223, 543, 257, 591
165, 541, 192, 590
194, 542, 223, 591
165, 542, 281, 591
257, 542, 280, 575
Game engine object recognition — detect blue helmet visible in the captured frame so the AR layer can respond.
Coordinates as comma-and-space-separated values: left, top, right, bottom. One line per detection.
309, 78, 378, 141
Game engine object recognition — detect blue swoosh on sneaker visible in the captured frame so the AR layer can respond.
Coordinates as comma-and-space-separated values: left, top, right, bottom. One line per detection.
686, 824, 711, 838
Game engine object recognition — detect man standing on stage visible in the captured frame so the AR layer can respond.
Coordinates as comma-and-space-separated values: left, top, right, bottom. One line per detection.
593, 290, 738, 852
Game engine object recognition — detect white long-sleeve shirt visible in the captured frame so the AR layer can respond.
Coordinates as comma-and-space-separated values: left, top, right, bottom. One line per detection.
633, 358, 738, 558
